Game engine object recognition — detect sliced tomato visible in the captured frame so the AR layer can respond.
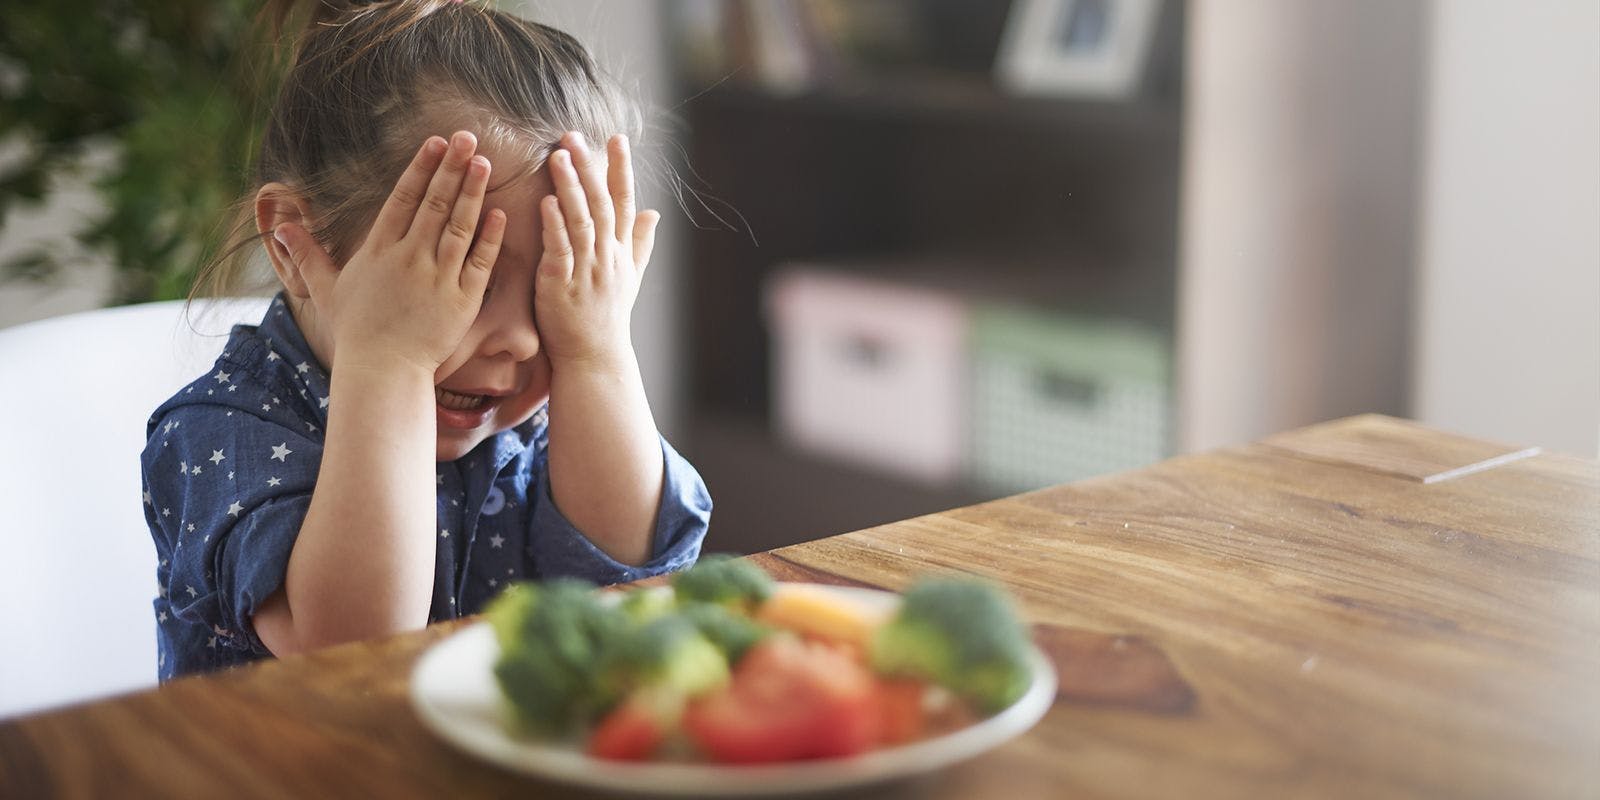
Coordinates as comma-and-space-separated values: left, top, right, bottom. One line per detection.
587, 689, 680, 761
684, 636, 883, 763
876, 678, 929, 745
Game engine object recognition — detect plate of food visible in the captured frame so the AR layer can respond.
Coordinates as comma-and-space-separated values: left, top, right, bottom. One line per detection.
409, 557, 1057, 796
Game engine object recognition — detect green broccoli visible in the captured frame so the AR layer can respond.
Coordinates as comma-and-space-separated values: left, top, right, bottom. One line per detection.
870, 577, 1034, 713
678, 601, 772, 662
617, 585, 677, 623
598, 614, 730, 701
670, 554, 775, 610
486, 578, 630, 733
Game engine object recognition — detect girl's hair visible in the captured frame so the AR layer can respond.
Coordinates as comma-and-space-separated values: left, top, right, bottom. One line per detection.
192, 0, 641, 301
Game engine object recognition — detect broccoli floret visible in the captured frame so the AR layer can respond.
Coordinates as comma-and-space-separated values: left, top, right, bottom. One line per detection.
486, 578, 630, 733
599, 614, 730, 700
678, 601, 772, 662
870, 577, 1033, 713
485, 581, 537, 651
618, 586, 677, 623
670, 554, 775, 610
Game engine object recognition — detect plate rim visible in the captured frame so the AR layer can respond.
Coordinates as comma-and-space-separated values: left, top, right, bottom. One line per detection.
408, 583, 1058, 796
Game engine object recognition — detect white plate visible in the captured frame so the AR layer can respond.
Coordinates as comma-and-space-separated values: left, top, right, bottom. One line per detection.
409, 584, 1057, 796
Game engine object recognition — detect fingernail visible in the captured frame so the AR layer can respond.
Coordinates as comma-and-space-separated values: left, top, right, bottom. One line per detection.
570, 131, 586, 151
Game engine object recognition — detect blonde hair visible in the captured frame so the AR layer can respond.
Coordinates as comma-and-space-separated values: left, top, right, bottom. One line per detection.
192, 0, 641, 302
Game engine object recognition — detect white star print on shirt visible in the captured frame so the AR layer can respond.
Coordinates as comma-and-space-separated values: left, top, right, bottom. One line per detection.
296, 361, 311, 373
191, 465, 202, 476
270, 443, 292, 461
227, 501, 244, 517
267, 477, 281, 487
209, 449, 226, 465
489, 534, 505, 548
213, 370, 231, 383
186, 585, 198, 598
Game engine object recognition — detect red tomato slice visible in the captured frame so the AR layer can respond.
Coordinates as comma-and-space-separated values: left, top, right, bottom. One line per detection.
588, 693, 672, 761
684, 636, 883, 763
876, 679, 929, 745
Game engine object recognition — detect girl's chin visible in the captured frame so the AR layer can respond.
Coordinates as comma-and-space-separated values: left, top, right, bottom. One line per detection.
435, 430, 490, 463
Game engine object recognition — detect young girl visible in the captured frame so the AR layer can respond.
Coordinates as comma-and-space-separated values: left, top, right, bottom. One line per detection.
141, 0, 710, 680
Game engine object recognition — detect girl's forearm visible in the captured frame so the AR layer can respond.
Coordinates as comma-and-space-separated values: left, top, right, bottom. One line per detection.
277, 360, 439, 650
547, 350, 663, 566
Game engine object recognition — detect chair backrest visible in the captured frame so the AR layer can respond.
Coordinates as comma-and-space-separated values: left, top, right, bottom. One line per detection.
0, 297, 272, 719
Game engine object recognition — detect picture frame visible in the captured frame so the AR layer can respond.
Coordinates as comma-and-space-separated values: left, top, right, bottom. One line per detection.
996, 0, 1160, 99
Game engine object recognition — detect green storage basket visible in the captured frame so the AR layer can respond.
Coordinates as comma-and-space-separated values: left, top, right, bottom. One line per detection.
969, 306, 1171, 492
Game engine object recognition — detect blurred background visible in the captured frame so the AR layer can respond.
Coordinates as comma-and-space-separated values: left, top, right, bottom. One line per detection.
2, 0, 1596, 557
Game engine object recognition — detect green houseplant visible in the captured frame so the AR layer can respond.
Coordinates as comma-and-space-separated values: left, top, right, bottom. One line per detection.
0, 1, 287, 304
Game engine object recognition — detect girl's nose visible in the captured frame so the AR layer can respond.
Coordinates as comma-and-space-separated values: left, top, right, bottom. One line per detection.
477, 298, 541, 363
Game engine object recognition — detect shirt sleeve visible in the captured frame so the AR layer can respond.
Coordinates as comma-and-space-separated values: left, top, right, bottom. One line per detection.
526, 435, 711, 584
143, 403, 319, 655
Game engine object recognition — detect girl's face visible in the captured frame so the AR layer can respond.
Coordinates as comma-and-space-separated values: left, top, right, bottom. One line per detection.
427, 149, 555, 462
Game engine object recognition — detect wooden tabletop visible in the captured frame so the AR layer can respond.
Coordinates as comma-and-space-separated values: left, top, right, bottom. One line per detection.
2, 414, 1596, 799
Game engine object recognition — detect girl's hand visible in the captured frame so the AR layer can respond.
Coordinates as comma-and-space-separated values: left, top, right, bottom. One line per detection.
272, 131, 506, 375
535, 131, 660, 369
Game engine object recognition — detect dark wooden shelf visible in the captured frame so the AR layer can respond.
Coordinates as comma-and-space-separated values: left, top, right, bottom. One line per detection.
683, 415, 994, 556
671, 0, 1187, 546
682, 73, 1181, 141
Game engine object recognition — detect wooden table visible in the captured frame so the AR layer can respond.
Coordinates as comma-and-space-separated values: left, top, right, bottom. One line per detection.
2, 415, 1596, 798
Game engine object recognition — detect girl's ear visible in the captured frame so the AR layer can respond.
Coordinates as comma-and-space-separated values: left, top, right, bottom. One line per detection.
255, 183, 316, 299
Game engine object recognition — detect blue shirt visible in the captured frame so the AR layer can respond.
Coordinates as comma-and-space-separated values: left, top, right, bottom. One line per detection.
141, 294, 710, 681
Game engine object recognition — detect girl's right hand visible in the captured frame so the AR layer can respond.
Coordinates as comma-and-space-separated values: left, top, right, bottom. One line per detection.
271, 131, 506, 376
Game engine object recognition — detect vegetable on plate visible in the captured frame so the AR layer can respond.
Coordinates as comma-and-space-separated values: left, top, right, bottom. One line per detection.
484, 557, 1037, 763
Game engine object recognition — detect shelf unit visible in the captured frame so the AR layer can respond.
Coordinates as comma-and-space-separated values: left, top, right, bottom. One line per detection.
669, 1, 1187, 556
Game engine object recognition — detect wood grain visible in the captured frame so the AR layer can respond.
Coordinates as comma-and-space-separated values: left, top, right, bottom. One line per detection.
1261, 412, 1541, 482
2, 415, 1595, 800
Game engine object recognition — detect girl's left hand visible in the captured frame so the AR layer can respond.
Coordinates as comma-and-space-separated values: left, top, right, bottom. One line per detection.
535, 131, 660, 369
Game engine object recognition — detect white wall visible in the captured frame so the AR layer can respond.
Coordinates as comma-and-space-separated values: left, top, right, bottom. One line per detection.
1179, 1, 1424, 452
0, 140, 116, 329
1414, 0, 1600, 458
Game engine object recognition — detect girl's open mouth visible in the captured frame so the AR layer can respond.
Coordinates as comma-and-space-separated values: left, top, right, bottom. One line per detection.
436, 387, 498, 429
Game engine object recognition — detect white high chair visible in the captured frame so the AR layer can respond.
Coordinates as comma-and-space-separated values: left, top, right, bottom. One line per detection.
0, 296, 271, 719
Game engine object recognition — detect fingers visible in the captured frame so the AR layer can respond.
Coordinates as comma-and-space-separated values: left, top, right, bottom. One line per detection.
538, 194, 574, 285
437, 154, 491, 271
371, 136, 448, 243
548, 148, 594, 267
633, 209, 660, 274
408, 130, 478, 244
273, 222, 339, 303
606, 134, 636, 244
461, 208, 506, 298
562, 132, 616, 268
